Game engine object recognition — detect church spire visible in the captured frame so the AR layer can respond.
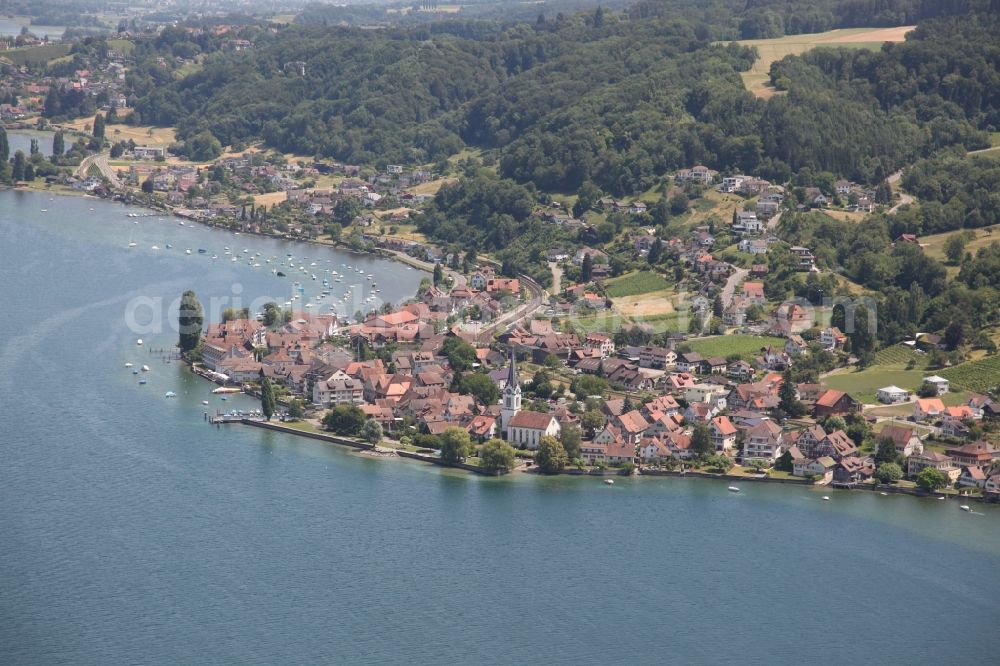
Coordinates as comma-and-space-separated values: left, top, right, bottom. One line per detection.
506, 346, 518, 389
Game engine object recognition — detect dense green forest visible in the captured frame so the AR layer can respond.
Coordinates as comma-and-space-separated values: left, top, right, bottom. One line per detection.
129, 6, 1000, 195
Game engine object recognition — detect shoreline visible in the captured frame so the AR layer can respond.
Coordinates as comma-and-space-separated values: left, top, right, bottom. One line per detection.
18, 182, 434, 276
226, 414, 997, 504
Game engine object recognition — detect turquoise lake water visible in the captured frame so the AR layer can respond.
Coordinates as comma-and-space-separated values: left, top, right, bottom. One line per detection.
1, 189, 998, 665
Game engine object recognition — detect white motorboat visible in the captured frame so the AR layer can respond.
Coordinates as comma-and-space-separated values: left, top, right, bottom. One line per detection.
141, 365, 150, 372
136, 339, 143, 345
604, 479, 614, 485
727, 486, 740, 493
822, 496, 830, 501
960, 505, 971, 511
128, 242, 137, 247
164, 391, 176, 398
124, 362, 133, 368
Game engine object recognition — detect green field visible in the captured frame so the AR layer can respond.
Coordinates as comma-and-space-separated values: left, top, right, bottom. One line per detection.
603, 270, 671, 298
940, 355, 1000, 393
874, 344, 930, 367
687, 334, 785, 361
823, 368, 930, 404
566, 311, 623, 334
1, 43, 71, 66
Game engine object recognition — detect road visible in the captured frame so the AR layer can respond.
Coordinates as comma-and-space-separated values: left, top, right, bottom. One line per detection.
75, 152, 122, 188
721, 265, 749, 308
766, 210, 783, 232
886, 169, 914, 214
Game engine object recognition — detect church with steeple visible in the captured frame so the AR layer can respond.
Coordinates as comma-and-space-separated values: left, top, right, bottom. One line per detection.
500, 347, 521, 437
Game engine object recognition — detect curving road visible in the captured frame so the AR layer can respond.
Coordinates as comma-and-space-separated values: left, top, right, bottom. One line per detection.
75, 152, 122, 188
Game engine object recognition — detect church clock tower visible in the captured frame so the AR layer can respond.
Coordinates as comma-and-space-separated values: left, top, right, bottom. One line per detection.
500, 347, 522, 436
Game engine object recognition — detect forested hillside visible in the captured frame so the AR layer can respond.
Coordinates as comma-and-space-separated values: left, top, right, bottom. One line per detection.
128, 5, 1000, 195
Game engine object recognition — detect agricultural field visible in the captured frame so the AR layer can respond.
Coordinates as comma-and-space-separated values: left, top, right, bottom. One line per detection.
687, 334, 785, 361
823, 368, 930, 405
919, 224, 1000, 264
735, 26, 914, 98
613, 289, 676, 318
603, 270, 671, 298
565, 310, 623, 334
939, 355, 1000, 393
0, 42, 71, 66
873, 344, 929, 367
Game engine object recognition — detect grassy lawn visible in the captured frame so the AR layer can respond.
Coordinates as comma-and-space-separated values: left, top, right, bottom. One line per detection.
278, 420, 322, 434
630, 311, 685, 333
824, 368, 929, 404
687, 334, 785, 361
569, 310, 623, 334
603, 270, 671, 298
733, 26, 914, 97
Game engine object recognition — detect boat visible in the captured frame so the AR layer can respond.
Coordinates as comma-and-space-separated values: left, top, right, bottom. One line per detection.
185, 249, 192, 255
128, 242, 137, 248
277, 271, 286, 277
165, 244, 173, 249
136, 339, 143, 345
727, 486, 740, 493
124, 362, 133, 368
138, 379, 147, 385
937, 496, 946, 500
141, 365, 150, 372
822, 496, 830, 501
198, 248, 207, 254
880, 492, 888, 496
604, 479, 614, 485
132, 370, 138, 375
212, 387, 242, 394
960, 505, 971, 511
164, 391, 176, 398
202, 400, 209, 405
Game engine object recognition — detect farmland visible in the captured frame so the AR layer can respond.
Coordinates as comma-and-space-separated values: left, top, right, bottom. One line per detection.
0, 43, 71, 67
939, 356, 1000, 393
687, 334, 785, 361
735, 26, 914, 98
603, 271, 671, 298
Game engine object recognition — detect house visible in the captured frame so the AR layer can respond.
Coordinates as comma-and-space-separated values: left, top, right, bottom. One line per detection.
727, 360, 756, 382
940, 416, 971, 439
877, 425, 923, 458
877, 386, 910, 404
913, 398, 945, 423
769, 302, 812, 337
732, 211, 763, 234
738, 238, 769, 255
740, 282, 765, 306
945, 441, 1000, 469
906, 451, 960, 483
958, 466, 988, 489
506, 411, 561, 449
585, 333, 615, 359
312, 370, 363, 406
784, 335, 808, 357
710, 416, 737, 452
467, 415, 497, 441
813, 390, 860, 418
675, 352, 706, 374
638, 437, 672, 463
675, 165, 718, 184
819, 327, 847, 351
793, 457, 836, 479
638, 346, 675, 369
789, 246, 815, 271
720, 175, 745, 193
922, 375, 950, 395
573, 247, 608, 267
723, 298, 747, 327
742, 420, 783, 464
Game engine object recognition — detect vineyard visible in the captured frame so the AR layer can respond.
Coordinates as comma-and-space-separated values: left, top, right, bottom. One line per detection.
874, 344, 925, 366
939, 356, 1000, 393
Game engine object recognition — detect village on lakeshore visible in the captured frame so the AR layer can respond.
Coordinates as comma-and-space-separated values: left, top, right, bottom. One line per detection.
4, 12, 1000, 500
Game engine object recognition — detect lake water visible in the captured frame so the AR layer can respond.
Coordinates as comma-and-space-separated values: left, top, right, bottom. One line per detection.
0, 19, 65, 39
1, 190, 998, 665
7, 130, 55, 158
